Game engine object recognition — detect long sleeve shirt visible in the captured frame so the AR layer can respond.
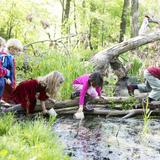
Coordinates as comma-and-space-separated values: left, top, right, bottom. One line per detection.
73, 74, 101, 105
11, 80, 49, 113
0, 53, 16, 88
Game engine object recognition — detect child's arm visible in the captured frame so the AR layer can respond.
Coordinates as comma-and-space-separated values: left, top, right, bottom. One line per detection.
96, 87, 102, 96
8, 56, 15, 88
75, 82, 88, 114
79, 82, 88, 108
26, 98, 30, 116
26, 108, 29, 116
5, 78, 11, 85
77, 105, 83, 112
48, 97, 56, 104
41, 101, 48, 114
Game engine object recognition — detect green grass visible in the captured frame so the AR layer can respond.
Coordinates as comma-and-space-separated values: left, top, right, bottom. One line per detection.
16, 49, 93, 99
0, 113, 15, 136
0, 114, 69, 160
142, 98, 151, 134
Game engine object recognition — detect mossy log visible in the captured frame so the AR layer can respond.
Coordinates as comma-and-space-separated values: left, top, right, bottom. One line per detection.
57, 108, 160, 119
1, 96, 160, 118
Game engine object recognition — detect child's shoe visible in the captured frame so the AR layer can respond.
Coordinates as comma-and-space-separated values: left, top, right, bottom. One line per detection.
70, 92, 80, 99
127, 85, 135, 96
84, 103, 94, 112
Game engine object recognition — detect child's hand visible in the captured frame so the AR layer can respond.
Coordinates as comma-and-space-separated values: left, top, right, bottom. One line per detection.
5, 78, 11, 85
48, 98, 56, 104
74, 106, 84, 119
78, 105, 83, 112
95, 96, 100, 100
42, 109, 48, 114
74, 110, 84, 119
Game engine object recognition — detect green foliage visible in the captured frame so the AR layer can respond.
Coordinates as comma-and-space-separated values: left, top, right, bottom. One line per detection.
0, 0, 56, 42
104, 75, 117, 97
0, 114, 69, 160
142, 98, 151, 134
128, 58, 143, 77
76, 0, 123, 49
0, 113, 14, 136
16, 48, 93, 99
121, 97, 138, 110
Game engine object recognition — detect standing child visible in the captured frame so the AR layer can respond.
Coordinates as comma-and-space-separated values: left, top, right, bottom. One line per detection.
0, 37, 11, 104
3, 71, 64, 115
0, 59, 11, 103
71, 72, 103, 119
0, 38, 23, 102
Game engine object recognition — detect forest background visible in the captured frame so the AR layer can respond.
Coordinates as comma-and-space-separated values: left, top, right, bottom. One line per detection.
0, 0, 160, 159
1, 0, 160, 99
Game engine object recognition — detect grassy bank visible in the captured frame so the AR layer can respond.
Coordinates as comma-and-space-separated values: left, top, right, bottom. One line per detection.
0, 114, 69, 160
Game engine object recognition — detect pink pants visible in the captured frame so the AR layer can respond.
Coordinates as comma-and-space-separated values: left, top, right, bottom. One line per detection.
73, 84, 98, 98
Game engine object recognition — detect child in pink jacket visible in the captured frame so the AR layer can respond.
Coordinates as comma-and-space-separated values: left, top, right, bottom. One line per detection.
71, 72, 103, 119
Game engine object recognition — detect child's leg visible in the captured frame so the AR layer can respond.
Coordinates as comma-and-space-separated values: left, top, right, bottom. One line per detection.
2, 83, 13, 102
73, 84, 83, 92
144, 70, 160, 101
71, 84, 83, 99
138, 69, 153, 93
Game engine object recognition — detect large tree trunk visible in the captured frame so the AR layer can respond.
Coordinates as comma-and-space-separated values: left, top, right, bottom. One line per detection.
131, 0, 139, 37
73, 1, 78, 35
88, 22, 93, 50
119, 0, 130, 42
62, 0, 71, 34
91, 31, 160, 75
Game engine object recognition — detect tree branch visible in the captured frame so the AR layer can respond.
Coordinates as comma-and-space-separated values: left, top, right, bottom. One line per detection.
91, 31, 160, 74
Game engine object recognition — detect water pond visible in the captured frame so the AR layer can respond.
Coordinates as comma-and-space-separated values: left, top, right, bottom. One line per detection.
54, 116, 160, 160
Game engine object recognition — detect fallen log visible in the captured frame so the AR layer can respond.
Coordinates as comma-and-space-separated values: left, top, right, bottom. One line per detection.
55, 106, 78, 113
55, 104, 119, 113
58, 108, 160, 118
1, 96, 160, 118
90, 96, 138, 104
90, 31, 160, 75
0, 96, 145, 111
33, 96, 137, 112
33, 96, 138, 112
53, 98, 79, 108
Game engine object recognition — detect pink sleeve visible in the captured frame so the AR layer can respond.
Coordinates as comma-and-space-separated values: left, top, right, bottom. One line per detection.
96, 87, 101, 96
79, 82, 88, 106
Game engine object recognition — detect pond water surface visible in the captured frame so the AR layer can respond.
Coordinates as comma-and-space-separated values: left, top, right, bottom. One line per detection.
54, 116, 160, 160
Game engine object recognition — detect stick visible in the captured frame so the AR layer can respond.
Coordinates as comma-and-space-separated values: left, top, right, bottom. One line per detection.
74, 118, 83, 138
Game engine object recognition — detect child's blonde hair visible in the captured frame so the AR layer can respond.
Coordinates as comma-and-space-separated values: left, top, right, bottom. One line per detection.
6, 38, 23, 51
37, 71, 64, 98
0, 37, 6, 48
